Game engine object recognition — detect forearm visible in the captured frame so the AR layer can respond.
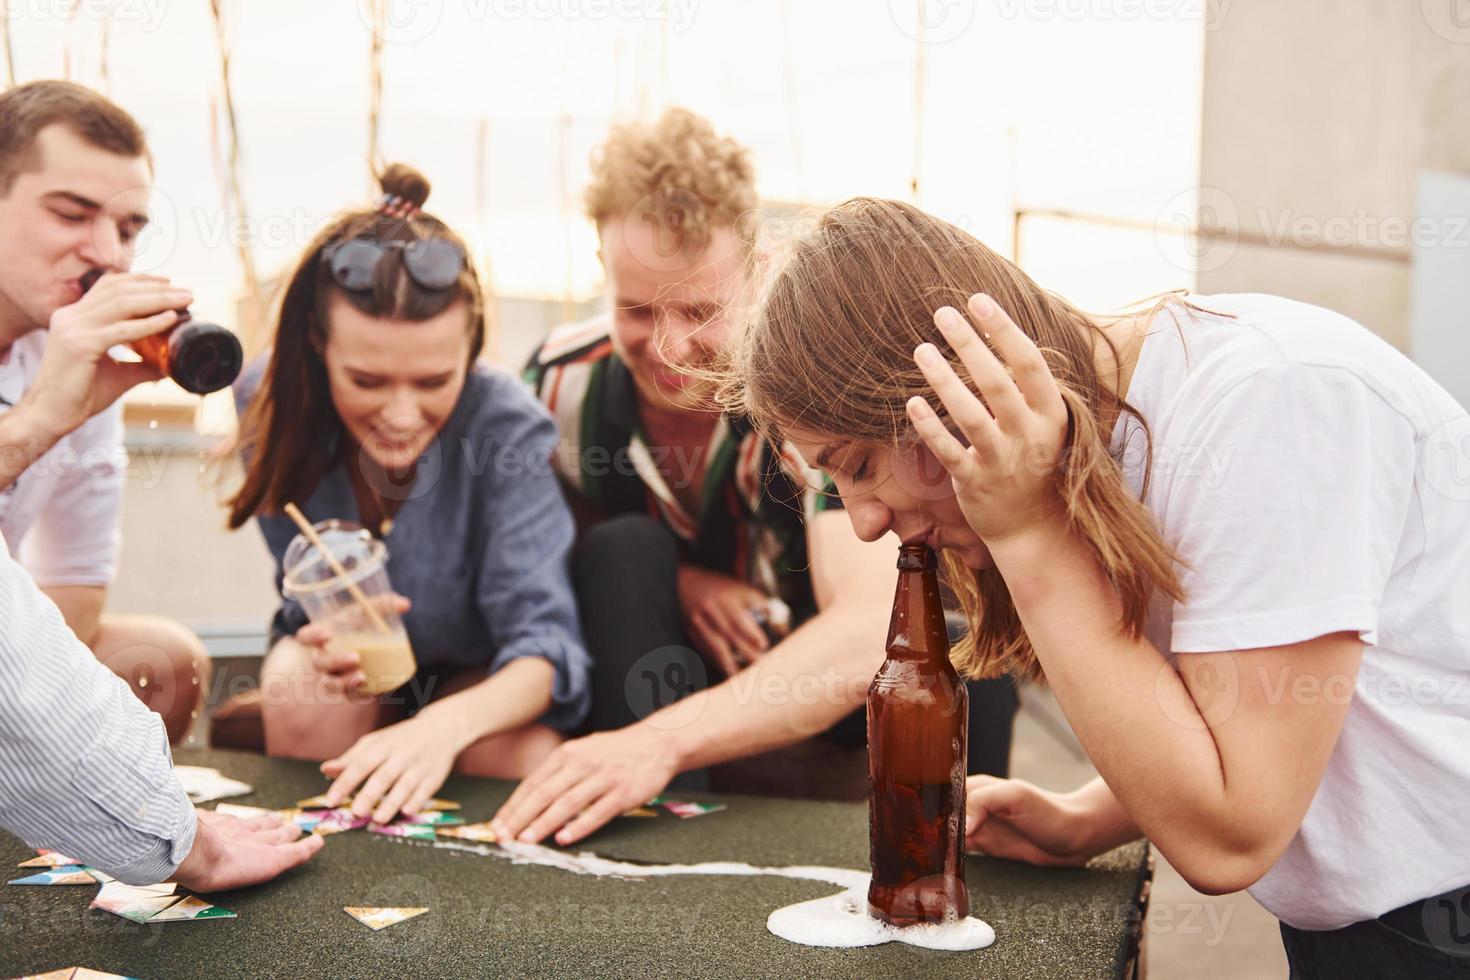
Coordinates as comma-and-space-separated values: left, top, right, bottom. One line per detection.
0, 403, 63, 494
988, 521, 1246, 865
656, 599, 889, 771
1066, 776, 1144, 856
417, 656, 556, 753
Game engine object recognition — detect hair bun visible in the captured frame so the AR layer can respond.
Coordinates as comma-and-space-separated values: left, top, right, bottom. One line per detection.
378, 163, 431, 210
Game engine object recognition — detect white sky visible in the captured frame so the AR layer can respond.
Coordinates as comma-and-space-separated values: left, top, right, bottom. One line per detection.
10, 0, 1206, 337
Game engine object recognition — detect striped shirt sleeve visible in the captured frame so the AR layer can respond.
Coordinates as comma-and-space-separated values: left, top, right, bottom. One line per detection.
0, 531, 197, 883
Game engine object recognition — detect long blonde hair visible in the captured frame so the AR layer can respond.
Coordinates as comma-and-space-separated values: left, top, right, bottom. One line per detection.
720, 198, 1185, 683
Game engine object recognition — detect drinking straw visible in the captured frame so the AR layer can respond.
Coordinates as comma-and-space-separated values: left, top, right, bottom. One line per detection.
282, 502, 393, 635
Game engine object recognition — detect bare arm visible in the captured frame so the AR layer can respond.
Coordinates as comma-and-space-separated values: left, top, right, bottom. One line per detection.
415, 656, 555, 752
662, 510, 894, 769
39, 585, 105, 648
989, 519, 1361, 894
491, 510, 896, 844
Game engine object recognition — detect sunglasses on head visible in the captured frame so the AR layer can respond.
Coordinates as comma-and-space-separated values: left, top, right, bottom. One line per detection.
322, 237, 466, 293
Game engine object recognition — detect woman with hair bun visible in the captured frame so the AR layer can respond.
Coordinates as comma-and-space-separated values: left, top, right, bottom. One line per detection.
227, 164, 590, 824
722, 197, 1470, 975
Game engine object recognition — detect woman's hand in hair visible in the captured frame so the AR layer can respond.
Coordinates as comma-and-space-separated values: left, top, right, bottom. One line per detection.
907, 293, 1070, 546
676, 564, 772, 676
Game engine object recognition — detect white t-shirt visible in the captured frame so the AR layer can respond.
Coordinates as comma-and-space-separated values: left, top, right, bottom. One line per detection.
0, 330, 126, 587
1111, 293, 1470, 930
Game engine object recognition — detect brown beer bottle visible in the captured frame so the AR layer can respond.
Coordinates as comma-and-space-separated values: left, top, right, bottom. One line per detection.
867, 542, 969, 925
79, 269, 242, 395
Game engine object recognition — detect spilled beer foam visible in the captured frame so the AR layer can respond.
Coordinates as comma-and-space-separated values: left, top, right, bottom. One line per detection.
430, 838, 995, 951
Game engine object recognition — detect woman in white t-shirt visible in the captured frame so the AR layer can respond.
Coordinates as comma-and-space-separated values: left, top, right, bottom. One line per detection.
722, 198, 1470, 975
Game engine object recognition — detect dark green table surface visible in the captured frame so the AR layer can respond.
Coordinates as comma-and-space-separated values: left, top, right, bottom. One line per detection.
0, 749, 1149, 979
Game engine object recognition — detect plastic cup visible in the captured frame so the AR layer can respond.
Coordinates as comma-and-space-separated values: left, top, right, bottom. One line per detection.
282, 520, 417, 695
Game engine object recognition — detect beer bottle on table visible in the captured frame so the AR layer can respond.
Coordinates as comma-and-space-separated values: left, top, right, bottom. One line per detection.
867, 542, 969, 926
79, 269, 242, 395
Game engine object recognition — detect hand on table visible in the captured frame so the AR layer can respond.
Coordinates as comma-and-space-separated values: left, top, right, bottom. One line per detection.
964, 775, 1097, 867
320, 711, 462, 824
677, 564, 773, 677
172, 808, 323, 893
491, 725, 681, 847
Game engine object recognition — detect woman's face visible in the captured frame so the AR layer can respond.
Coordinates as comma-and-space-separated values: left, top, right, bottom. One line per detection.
321, 291, 473, 473
789, 429, 993, 571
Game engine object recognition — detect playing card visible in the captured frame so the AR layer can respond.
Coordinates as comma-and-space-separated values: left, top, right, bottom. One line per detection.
295, 794, 343, 809
213, 803, 276, 820
17, 850, 83, 868
148, 896, 236, 922
367, 822, 437, 841
344, 906, 429, 931
311, 809, 370, 836
172, 766, 252, 804
17, 969, 137, 979
400, 810, 464, 826
9, 866, 99, 885
436, 822, 498, 843
416, 798, 460, 811
659, 800, 727, 819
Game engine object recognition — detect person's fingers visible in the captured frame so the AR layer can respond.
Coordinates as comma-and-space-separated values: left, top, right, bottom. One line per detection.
554, 787, 630, 846
965, 293, 1067, 423
371, 765, 420, 825
353, 757, 408, 821
934, 303, 1029, 431
906, 396, 979, 488
723, 601, 770, 656
296, 622, 333, 647
403, 775, 442, 821
492, 753, 575, 838
312, 645, 361, 676
691, 609, 741, 677
326, 752, 380, 810
92, 357, 164, 403
519, 773, 612, 846
503, 765, 590, 842
915, 337, 1003, 462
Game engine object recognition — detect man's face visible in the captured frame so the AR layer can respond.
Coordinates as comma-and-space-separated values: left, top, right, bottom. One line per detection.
598, 216, 749, 415
0, 123, 152, 334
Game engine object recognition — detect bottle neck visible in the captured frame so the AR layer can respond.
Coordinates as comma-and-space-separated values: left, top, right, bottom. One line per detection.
885, 564, 951, 664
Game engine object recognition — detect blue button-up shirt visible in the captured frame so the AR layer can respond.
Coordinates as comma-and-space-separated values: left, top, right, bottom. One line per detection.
237, 362, 592, 730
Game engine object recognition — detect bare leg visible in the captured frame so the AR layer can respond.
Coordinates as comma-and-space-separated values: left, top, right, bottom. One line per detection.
90, 613, 210, 745
258, 637, 402, 761
425, 668, 564, 779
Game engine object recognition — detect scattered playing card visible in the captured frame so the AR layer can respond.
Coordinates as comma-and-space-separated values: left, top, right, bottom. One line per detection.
344, 906, 429, 931
436, 822, 498, 843
659, 800, 727, 819
9, 866, 99, 886
91, 881, 232, 924
311, 809, 370, 836
16, 968, 138, 979
295, 794, 342, 809
416, 798, 460, 811
173, 766, 252, 804
400, 810, 464, 827
367, 822, 437, 841
620, 807, 659, 818
17, 850, 83, 868
84, 868, 115, 884
213, 803, 276, 820
148, 896, 236, 922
